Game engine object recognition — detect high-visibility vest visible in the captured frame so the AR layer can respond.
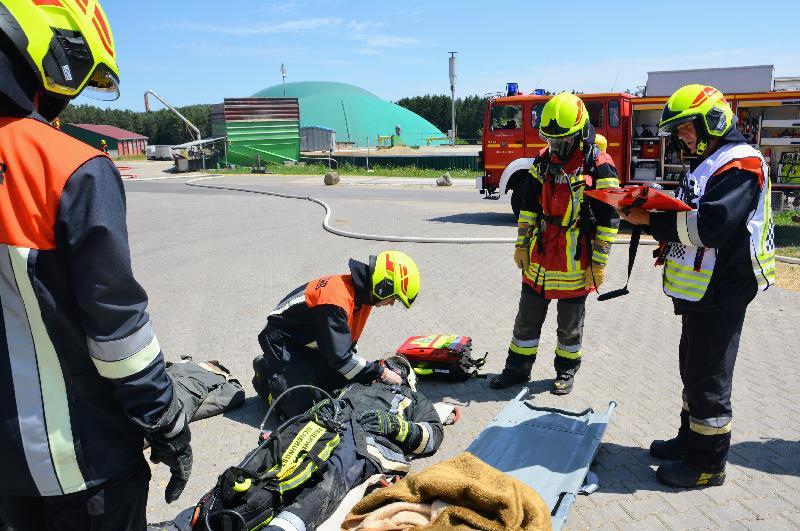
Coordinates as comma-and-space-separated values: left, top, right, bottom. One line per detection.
305, 275, 372, 342
663, 143, 775, 301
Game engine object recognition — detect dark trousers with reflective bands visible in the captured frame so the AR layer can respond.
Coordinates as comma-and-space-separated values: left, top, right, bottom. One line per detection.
504, 283, 586, 377
677, 309, 746, 471
0, 460, 149, 531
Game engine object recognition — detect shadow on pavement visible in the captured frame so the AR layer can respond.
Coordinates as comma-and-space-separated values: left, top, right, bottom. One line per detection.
591, 437, 800, 497
427, 212, 515, 227
223, 395, 268, 430
414, 376, 535, 408
728, 438, 800, 476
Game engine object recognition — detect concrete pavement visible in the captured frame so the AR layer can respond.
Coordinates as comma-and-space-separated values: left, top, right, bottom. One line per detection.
122, 169, 800, 529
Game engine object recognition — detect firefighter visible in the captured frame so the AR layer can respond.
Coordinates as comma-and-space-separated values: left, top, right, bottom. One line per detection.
0, 1, 191, 529
489, 92, 620, 394
254, 251, 421, 418
266, 357, 443, 531
190, 356, 443, 530
620, 85, 775, 488
595, 133, 608, 153
100, 138, 109, 153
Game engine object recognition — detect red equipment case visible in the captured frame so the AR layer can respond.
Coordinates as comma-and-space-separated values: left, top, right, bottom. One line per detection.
396, 335, 485, 381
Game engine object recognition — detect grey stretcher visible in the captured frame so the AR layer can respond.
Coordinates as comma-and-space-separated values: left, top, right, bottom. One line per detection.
466, 389, 616, 530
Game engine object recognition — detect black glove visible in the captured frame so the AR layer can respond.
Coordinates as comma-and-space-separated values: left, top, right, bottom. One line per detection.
131, 388, 193, 503
357, 409, 399, 437
147, 414, 192, 503
357, 409, 421, 449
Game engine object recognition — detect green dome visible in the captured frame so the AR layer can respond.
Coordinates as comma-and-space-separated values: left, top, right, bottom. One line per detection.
253, 81, 446, 147
254, 81, 379, 100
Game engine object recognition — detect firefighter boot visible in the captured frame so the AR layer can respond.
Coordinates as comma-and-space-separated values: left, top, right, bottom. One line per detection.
651, 411, 689, 460
551, 372, 575, 395
552, 361, 580, 395
490, 353, 534, 389
489, 369, 530, 389
656, 461, 725, 488
650, 437, 687, 460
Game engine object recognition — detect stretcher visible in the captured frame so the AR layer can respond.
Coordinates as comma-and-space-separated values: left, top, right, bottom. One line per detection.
585, 185, 691, 212
467, 390, 616, 531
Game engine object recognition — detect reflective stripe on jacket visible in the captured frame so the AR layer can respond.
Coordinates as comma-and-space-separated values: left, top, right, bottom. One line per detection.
263, 271, 378, 382
0, 117, 172, 496
662, 143, 775, 302
519, 147, 620, 299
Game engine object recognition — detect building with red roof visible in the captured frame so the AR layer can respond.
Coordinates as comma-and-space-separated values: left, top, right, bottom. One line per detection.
61, 123, 149, 157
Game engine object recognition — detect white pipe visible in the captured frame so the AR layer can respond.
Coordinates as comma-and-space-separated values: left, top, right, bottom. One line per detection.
180, 175, 799, 263
144, 90, 202, 141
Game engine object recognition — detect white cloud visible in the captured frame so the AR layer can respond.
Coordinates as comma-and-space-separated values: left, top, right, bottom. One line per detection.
351, 34, 422, 48
162, 17, 345, 35
353, 48, 382, 56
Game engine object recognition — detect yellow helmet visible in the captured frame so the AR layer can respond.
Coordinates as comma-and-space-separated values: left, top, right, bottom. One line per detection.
370, 251, 420, 309
0, 0, 120, 103
658, 84, 735, 156
539, 92, 589, 139
595, 133, 607, 153
539, 92, 589, 160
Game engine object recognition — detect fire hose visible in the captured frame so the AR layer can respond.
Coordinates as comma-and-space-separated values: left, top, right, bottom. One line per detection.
181, 175, 796, 263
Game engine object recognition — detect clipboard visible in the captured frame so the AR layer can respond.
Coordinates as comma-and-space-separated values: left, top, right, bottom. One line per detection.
584, 186, 692, 212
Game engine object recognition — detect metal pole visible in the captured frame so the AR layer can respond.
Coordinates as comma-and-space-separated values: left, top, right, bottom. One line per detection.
281, 63, 287, 97
449, 52, 457, 145
365, 136, 370, 172
144, 90, 202, 141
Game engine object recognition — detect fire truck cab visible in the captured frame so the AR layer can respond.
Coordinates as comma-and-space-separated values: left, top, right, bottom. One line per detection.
479, 79, 800, 215
478, 92, 634, 216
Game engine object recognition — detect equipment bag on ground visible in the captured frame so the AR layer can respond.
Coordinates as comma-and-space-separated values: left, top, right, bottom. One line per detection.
396, 335, 486, 381
190, 400, 342, 531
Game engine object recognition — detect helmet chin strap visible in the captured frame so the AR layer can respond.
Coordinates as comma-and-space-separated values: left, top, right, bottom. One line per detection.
695, 140, 708, 156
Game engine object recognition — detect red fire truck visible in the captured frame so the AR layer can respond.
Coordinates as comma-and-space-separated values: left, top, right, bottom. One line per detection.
478, 89, 800, 215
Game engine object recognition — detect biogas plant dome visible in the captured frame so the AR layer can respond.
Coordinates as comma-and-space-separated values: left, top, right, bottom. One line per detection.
253, 81, 446, 147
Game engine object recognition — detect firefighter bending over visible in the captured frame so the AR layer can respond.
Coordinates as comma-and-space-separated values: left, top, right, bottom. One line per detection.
620, 85, 775, 488
0, 1, 191, 528
490, 92, 620, 395
254, 251, 421, 417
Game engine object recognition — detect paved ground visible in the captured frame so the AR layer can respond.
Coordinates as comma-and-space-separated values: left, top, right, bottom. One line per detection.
123, 162, 800, 529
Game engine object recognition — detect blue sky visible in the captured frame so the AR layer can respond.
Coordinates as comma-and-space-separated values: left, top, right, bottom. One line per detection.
84, 0, 800, 111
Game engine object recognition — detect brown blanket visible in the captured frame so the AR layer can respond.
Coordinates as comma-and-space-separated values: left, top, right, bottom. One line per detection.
341, 452, 551, 531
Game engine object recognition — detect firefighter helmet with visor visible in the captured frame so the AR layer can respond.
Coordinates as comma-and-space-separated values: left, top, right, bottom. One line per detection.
370, 251, 420, 309
0, 0, 120, 105
658, 84, 735, 157
538, 92, 590, 161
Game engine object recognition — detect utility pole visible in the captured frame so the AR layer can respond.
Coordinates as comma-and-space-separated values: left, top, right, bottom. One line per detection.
449, 52, 457, 145
281, 63, 287, 97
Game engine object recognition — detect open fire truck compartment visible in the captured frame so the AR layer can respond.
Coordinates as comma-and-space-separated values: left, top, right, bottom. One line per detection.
478, 65, 800, 211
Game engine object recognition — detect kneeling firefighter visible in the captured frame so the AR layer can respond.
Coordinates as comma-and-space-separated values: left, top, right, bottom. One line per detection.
254, 251, 421, 417
620, 84, 775, 488
490, 92, 620, 394
192, 357, 443, 531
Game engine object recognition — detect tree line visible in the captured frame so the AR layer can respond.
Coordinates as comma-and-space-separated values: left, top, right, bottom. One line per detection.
394, 94, 488, 143
59, 103, 212, 145
61, 89, 643, 146
59, 94, 508, 145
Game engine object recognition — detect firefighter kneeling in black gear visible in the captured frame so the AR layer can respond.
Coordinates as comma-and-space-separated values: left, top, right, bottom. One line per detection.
621, 85, 775, 488
254, 251, 421, 419
193, 357, 443, 531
